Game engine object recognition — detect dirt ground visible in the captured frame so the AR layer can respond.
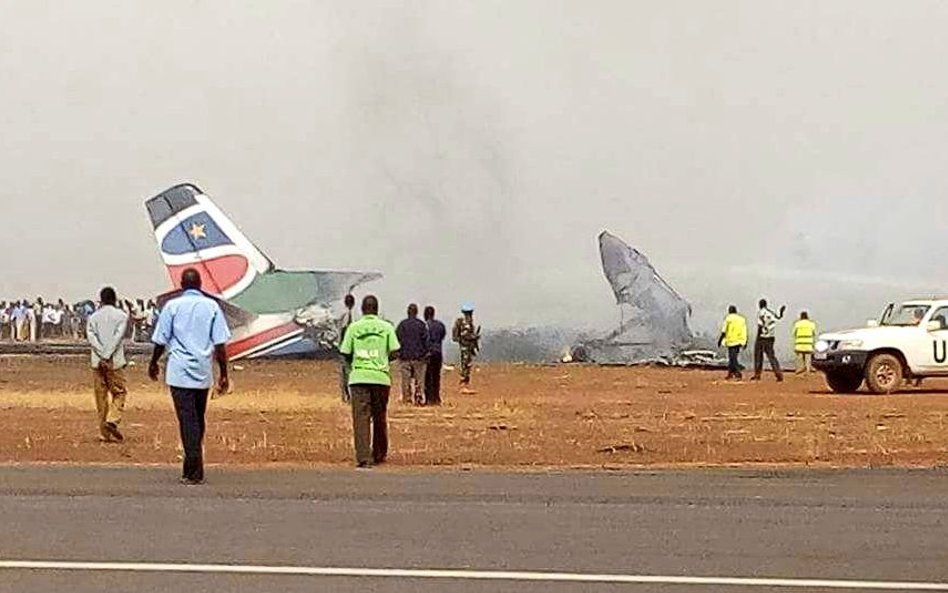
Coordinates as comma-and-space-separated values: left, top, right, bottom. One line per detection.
2, 356, 948, 468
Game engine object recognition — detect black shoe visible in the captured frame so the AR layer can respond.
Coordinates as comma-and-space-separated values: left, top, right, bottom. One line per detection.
776, 375, 785, 383
105, 422, 124, 442
178, 477, 204, 486
355, 462, 373, 471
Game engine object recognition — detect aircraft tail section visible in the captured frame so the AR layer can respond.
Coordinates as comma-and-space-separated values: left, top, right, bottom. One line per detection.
146, 184, 274, 299
228, 269, 383, 314
597, 230, 694, 348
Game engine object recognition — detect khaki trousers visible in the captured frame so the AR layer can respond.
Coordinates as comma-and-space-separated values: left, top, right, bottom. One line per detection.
795, 352, 813, 374
400, 359, 427, 404
93, 365, 127, 437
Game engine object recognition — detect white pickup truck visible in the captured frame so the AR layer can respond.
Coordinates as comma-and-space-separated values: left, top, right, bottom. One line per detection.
814, 300, 948, 394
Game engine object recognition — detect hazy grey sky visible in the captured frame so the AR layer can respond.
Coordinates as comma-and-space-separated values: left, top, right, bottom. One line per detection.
3, 1, 948, 333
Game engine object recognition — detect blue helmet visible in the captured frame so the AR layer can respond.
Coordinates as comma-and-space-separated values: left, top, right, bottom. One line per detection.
461, 302, 475, 313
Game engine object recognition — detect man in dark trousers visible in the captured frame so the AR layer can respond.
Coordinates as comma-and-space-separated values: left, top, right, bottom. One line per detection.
395, 303, 429, 405
148, 268, 231, 485
718, 305, 748, 381
752, 298, 785, 382
338, 293, 356, 403
339, 295, 400, 468
423, 305, 446, 405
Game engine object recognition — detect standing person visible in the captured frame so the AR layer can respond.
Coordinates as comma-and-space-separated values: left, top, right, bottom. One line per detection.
86, 287, 129, 443
55, 299, 68, 338
42, 303, 55, 339
148, 268, 231, 485
135, 299, 147, 341
395, 304, 429, 405
0, 302, 9, 341
26, 301, 38, 342
752, 298, 785, 382
339, 295, 400, 468
423, 306, 446, 405
76, 300, 95, 339
3, 302, 14, 340
33, 298, 44, 341
792, 311, 818, 375
338, 294, 356, 403
122, 300, 136, 339
718, 305, 748, 380
144, 299, 158, 339
67, 304, 81, 340
452, 303, 481, 392
12, 301, 28, 341
52, 304, 64, 338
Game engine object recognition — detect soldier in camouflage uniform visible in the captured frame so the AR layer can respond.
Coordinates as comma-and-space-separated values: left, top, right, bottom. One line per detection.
452, 303, 480, 390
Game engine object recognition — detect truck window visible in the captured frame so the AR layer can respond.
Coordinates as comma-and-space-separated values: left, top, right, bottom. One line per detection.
930, 308, 948, 330
883, 305, 931, 326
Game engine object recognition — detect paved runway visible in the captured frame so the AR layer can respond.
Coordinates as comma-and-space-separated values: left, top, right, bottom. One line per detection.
1, 465, 946, 592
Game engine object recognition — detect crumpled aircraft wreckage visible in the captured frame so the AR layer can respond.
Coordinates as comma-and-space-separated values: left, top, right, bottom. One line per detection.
566, 231, 724, 367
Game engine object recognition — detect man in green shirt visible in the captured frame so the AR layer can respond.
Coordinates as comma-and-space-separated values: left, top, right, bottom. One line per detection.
338, 295, 400, 468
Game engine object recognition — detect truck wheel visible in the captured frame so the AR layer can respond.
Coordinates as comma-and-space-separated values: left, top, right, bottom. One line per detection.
825, 370, 863, 394
865, 353, 903, 394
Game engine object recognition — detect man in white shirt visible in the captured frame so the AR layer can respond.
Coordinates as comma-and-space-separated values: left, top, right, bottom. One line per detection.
87, 287, 130, 442
0, 303, 10, 341
26, 304, 37, 342
42, 305, 56, 339
752, 298, 786, 382
51, 306, 65, 339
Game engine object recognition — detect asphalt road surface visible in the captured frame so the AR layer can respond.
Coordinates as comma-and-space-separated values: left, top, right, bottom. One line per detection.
1, 466, 947, 592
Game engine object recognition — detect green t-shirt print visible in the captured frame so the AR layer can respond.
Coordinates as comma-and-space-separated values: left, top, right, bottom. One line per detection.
339, 315, 401, 386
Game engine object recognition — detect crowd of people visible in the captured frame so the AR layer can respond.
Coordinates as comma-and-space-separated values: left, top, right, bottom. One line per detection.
337, 295, 481, 469
80, 269, 483, 479
339, 300, 482, 407
0, 298, 159, 343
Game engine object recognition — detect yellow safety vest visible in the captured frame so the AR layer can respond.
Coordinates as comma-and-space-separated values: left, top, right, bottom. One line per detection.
793, 319, 817, 353
721, 313, 748, 347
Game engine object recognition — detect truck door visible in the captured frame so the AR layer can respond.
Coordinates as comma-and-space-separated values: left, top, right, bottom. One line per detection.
917, 306, 948, 375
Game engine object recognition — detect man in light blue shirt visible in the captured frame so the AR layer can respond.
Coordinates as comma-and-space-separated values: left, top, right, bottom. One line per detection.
149, 268, 231, 485
11, 301, 28, 341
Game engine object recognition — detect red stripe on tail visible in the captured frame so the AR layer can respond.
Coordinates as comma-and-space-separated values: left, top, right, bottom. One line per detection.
167, 255, 249, 296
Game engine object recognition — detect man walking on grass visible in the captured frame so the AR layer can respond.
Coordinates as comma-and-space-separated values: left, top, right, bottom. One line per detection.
752, 298, 785, 382
719, 305, 748, 381
395, 303, 429, 405
424, 305, 446, 405
86, 286, 129, 443
339, 295, 400, 468
338, 293, 356, 403
148, 268, 231, 485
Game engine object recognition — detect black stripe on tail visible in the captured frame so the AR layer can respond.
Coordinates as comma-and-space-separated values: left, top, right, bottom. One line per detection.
145, 183, 202, 229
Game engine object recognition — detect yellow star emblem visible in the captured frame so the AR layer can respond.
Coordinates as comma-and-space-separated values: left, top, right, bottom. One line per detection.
188, 223, 207, 240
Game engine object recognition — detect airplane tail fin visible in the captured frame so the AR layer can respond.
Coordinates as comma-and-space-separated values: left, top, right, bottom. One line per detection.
145, 184, 274, 299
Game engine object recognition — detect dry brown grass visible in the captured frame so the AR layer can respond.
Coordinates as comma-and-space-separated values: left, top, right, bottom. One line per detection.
2, 356, 948, 468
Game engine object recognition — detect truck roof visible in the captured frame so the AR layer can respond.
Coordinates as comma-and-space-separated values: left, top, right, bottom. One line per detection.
902, 299, 948, 307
